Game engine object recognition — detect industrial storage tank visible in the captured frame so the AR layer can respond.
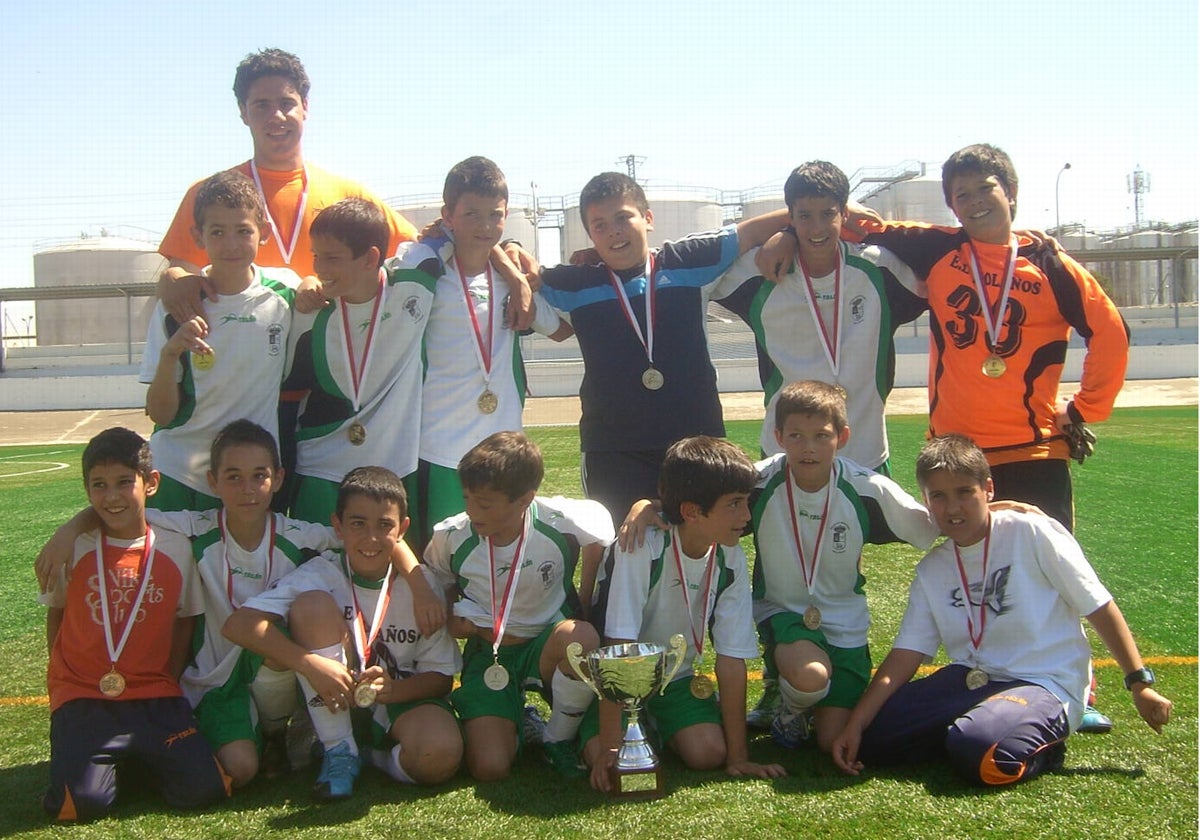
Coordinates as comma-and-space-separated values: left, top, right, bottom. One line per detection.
862, 175, 956, 226
33, 236, 163, 347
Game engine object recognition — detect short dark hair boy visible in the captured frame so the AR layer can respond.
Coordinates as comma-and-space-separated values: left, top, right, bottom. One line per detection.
311, 198, 391, 268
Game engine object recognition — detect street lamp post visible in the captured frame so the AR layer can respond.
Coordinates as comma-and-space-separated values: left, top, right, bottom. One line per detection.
1055, 163, 1072, 237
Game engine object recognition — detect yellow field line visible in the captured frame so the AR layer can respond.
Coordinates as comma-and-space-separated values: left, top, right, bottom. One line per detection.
4, 656, 1196, 708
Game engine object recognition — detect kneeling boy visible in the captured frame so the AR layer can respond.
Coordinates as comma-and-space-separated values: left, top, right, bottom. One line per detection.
224, 466, 462, 799
40, 428, 228, 821
583, 436, 786, 790
831, 435, 1172, 786
424, 431, 614, 781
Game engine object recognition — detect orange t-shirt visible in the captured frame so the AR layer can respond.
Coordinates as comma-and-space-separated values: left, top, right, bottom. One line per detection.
158, 161, 417, 278
860, 221, 1129, 464
42, 527, 203, 712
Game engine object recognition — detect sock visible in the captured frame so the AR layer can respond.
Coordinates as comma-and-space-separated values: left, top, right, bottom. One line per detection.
778, 677, 830, 713
365, 744, 414, 784
545, 669, 595, 743
295, 644, 357, 755
251, 665, 298, 734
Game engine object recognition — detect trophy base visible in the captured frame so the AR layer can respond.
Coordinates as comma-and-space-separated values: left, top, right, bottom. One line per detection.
609, 764, 665, 800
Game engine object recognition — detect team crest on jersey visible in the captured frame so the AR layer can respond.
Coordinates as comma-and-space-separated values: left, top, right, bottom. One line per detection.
830, 522, 849, 553
850, 296, 866, 324
952, 566, 1012, 616
267, 323, 283, 356
403, 296, 424, 321
538, 561, 556, 588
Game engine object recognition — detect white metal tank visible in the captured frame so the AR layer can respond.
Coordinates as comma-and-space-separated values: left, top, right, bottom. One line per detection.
863, 176, 956, 225
33, 236, 163, 346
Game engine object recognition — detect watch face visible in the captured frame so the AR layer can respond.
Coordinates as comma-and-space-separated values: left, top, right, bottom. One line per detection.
1126, 667, 1155, 689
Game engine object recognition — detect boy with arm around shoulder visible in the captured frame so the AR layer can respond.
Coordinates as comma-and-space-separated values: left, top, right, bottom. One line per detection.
582, 436, 787, 790
751, 380, 939, 754
142, 170, 299, 512
423, 431, 613, 781
40, 428, 228, 821
224, 466, 463, 799
830, 434, 1171, 786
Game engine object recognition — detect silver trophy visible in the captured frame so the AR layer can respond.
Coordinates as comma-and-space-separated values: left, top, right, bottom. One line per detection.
567, 634, 686, 798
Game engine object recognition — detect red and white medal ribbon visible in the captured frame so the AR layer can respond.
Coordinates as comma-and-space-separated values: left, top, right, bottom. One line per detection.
249, 161, 308, 266
455, 257, 495, 391
953, 524, 992, 653
797, 243, 845, 378
218, 510, 276, 610
488, 508, 531, 660
343, 554, 394, 670
606, 255, 657, 371
784, 463, 835, 601
670, 529, 717, 662
95, 527, 158, 673
338, 269, 387, 417
966, 236, 1019, 354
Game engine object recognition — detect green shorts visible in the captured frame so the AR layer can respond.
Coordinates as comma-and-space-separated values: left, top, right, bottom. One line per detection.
579, 675, 721, 748
352, 696, 457, 749
452, 625, 555, 726
759, 612, 871, 709
194, 648, 267, 751
416, 460, 466, 548
149, 472, 221, 513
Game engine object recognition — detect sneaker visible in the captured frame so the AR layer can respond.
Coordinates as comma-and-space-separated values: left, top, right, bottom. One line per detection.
747, 677, 781, 731
542, 739, 586, 779
1077, 704, 1114, 734
770, 705, 811, 749
313, 740, 361, 801
261, 729, 290, 779
522, 704, 548, 746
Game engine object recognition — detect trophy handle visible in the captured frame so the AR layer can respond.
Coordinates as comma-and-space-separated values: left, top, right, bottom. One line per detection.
565, 642, 604, 700
660, 634, 687, 695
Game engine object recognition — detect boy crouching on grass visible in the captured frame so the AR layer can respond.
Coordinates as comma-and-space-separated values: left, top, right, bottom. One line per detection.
831, 434, 1172, 786
224, 466, 462, 800
39, 428, 228, 821
423, 431, 614, 781
582, 436, 787, 790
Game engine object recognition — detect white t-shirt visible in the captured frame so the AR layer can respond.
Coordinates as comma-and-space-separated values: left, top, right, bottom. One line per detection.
408, 241, 562, 469
140, 266, 298, 492
894, 509, 1112, 731
424, 497, 613, 639
599, 525, 760, 679
751, 454, 938, 647
242, 551, 461, 680
146, 509, 338, 706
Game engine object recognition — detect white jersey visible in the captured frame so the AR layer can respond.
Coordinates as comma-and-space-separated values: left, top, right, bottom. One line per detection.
712, 243, 925, 468
894, 509, 1112, 731
403, 241, 562, 469
751, 455, 938, 648
242, 551, 460, 680
146, 509, 337, 706
596, 526, 759, 679
139, 265, 298, 493
284, 260, 435, 481
424, 497, 614, 639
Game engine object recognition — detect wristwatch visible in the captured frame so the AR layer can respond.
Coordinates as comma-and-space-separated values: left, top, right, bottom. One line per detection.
1124, 667, 1156, 690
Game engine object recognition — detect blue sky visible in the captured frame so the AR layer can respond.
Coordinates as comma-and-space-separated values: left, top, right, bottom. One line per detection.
0, 0, 1194, 296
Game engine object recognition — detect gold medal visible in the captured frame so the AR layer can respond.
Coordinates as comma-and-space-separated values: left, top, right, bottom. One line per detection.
965, 668, 989, 690
641, 367, 665, 391
99, 669, 126, 698
191, 350, 215, 371
353, 681, 379, 708
477, 389, 499, 414
982, 354, 1007, 378
803, 605, 822, 631
347, 420, 367, 446
690, 674, 715, 700
483, 662, 510, 691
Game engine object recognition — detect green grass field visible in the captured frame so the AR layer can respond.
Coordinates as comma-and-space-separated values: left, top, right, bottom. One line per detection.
0, 408, 1196, 839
